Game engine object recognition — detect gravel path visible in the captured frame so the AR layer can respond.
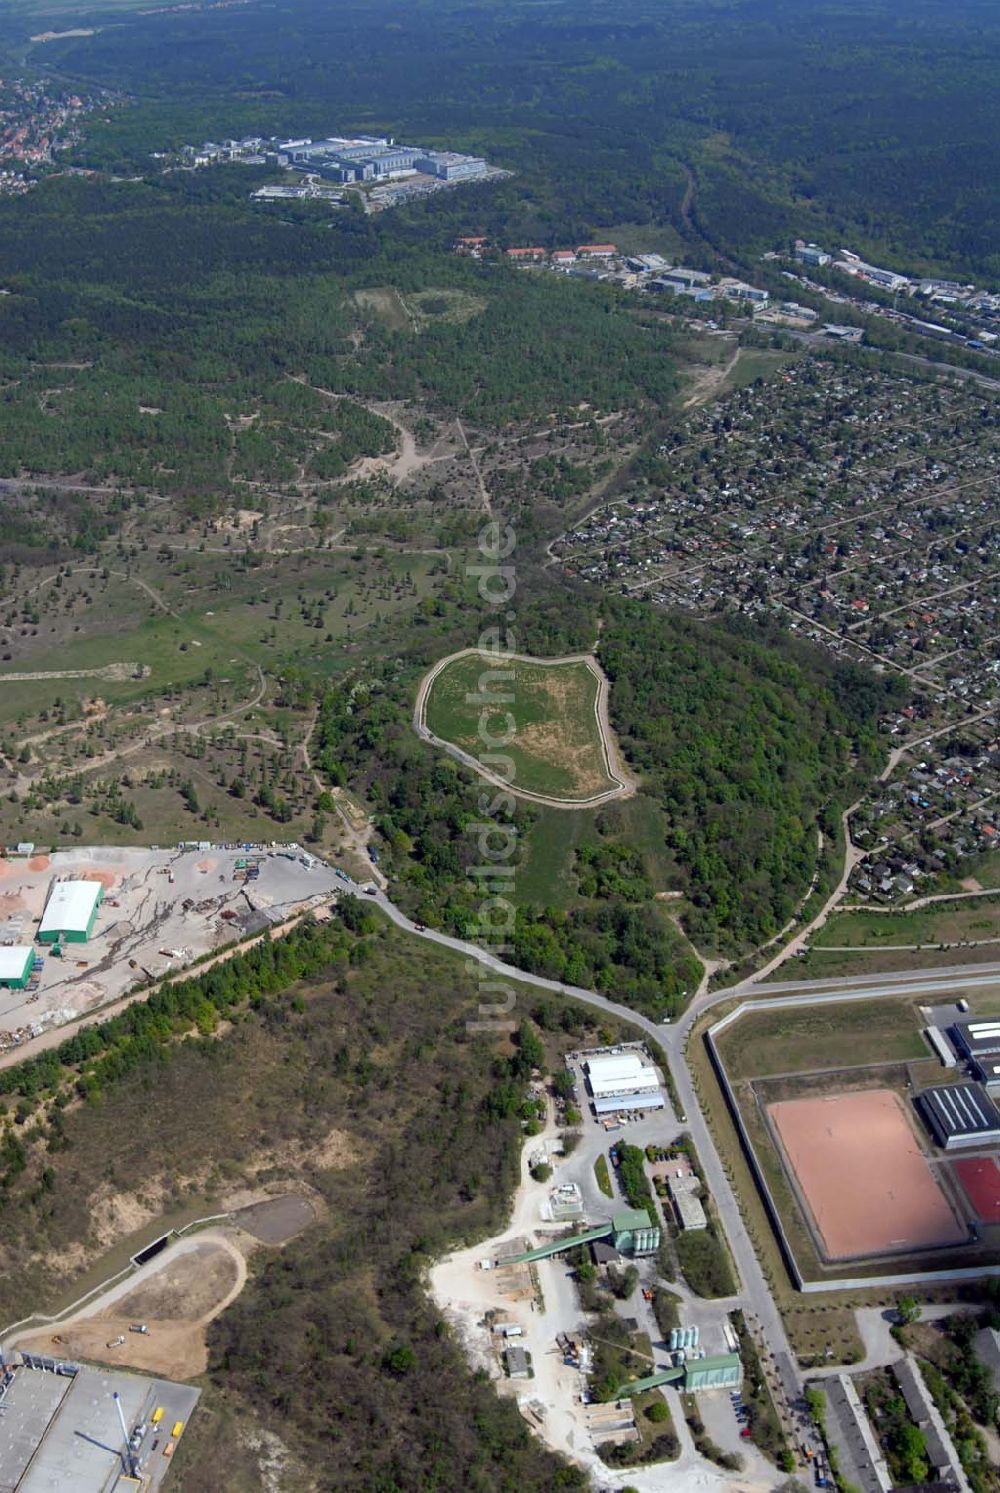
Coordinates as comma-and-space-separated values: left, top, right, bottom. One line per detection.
412, 647, 635, 809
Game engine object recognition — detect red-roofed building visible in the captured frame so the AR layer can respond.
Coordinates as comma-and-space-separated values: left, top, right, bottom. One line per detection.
505, 246, 546, 262
552, 249, 577, 264
576, 243, 617, 258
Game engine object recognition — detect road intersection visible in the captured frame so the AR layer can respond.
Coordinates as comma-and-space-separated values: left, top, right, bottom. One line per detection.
350, 872, 1000, 1419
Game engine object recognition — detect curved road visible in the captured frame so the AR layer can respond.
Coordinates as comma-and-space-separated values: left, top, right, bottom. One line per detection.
348, 878, 1000, 1404
5, 850, 999, 1482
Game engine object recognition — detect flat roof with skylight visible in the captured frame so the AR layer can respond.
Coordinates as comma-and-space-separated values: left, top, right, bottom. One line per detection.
916, 1081, 1000, 1150
0, 1354, 199, 1493
585, 1051, 660, 1099
953, 1020, 1000, 1059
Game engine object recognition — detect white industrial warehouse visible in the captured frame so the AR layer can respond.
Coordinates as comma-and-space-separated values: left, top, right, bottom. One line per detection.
0, 945, 35, 990
593, 1091, 665, 1115
584, 1051, 664, 1112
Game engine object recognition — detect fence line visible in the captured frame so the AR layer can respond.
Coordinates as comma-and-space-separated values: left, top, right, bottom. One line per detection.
704, 999, 1000, 1296
0, 1210, 234, 1345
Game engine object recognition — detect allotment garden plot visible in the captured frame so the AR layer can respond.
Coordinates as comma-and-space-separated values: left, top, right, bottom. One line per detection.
419, 650, 630, 806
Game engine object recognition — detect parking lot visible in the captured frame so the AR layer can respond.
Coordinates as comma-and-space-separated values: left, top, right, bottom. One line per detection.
0, 844, 341, 1049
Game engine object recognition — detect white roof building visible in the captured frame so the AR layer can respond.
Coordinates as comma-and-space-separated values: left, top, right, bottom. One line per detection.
586, 1051, 660, 1099
0, 946, 34, 983
38, 880, 103, 941
593, 1091, 664, 1115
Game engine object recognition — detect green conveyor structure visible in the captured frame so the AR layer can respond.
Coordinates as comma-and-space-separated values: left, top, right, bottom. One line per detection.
502, 1223, 614, 1264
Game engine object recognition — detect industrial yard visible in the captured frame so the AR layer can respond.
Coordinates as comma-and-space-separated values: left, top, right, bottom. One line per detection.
12, 1231, 247, 1382
0, 1352, 199, 1493
430, 1045, 757, 1483
6, 1191, 319, 1384
0, 844, 341, 1051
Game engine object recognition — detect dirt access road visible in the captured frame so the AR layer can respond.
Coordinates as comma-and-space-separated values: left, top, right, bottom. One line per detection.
412, 647, 635, 810
13, 1230, 248, 1380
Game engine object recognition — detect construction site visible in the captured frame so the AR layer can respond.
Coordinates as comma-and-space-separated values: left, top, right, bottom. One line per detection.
0, 1189, 320, 1490
0, 845, 342, 1054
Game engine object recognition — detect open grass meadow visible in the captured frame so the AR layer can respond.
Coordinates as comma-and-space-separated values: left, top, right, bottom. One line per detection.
424, 652, 617, 801
514, 796, 681, 910
949, 854, 1000, 891
715, 997, 927, 1081
774, 941, 1000, 982
514, 805, 595, 906
811, 896, 1000, 951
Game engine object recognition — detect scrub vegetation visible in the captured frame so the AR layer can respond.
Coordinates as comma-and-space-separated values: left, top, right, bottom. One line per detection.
0, 906, 613, 1490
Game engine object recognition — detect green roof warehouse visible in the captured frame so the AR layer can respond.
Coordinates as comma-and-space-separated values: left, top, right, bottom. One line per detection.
37, 880, 104, 944
0, 945, 36, 989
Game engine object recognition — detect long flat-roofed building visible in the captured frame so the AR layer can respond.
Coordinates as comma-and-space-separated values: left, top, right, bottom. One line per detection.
971, 1056, 1000, 1092
593, 1091, 664, 1115
916, 1082, 1000, 1151
585, 1051, 659, 1100
953, 1020, 1000, 1059
0, 1353, 199, 1492
951, 1021, 1000, 1090
37, 879, 103, 944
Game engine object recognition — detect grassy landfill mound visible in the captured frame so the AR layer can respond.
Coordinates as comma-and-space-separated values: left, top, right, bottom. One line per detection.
422, 650, 622, 803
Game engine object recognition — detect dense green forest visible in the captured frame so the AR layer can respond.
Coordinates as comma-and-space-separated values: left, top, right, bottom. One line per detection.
0, 171, 677, 505
600, 604, 900, 950
307, 594, 895, 977
311, 651, 704, 1017
20, 0, 1000, 282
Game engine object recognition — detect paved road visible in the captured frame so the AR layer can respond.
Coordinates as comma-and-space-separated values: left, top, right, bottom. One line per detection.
353, 880, 805, 1404
347, 879, 1000, 1402
739, 960, 1000, 997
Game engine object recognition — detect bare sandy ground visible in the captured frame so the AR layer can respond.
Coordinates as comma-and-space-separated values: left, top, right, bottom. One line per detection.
429, 1099, 597, 1465
15, 1231, 247, 1379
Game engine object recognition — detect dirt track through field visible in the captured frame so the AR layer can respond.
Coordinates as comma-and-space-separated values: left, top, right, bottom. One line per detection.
0, 662, 144, 682
14, 1231, 248, 1380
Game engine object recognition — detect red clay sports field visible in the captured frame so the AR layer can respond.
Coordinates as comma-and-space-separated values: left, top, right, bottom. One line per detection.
769, 1089, 966, 1260
953, 1156, 1000, 1223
